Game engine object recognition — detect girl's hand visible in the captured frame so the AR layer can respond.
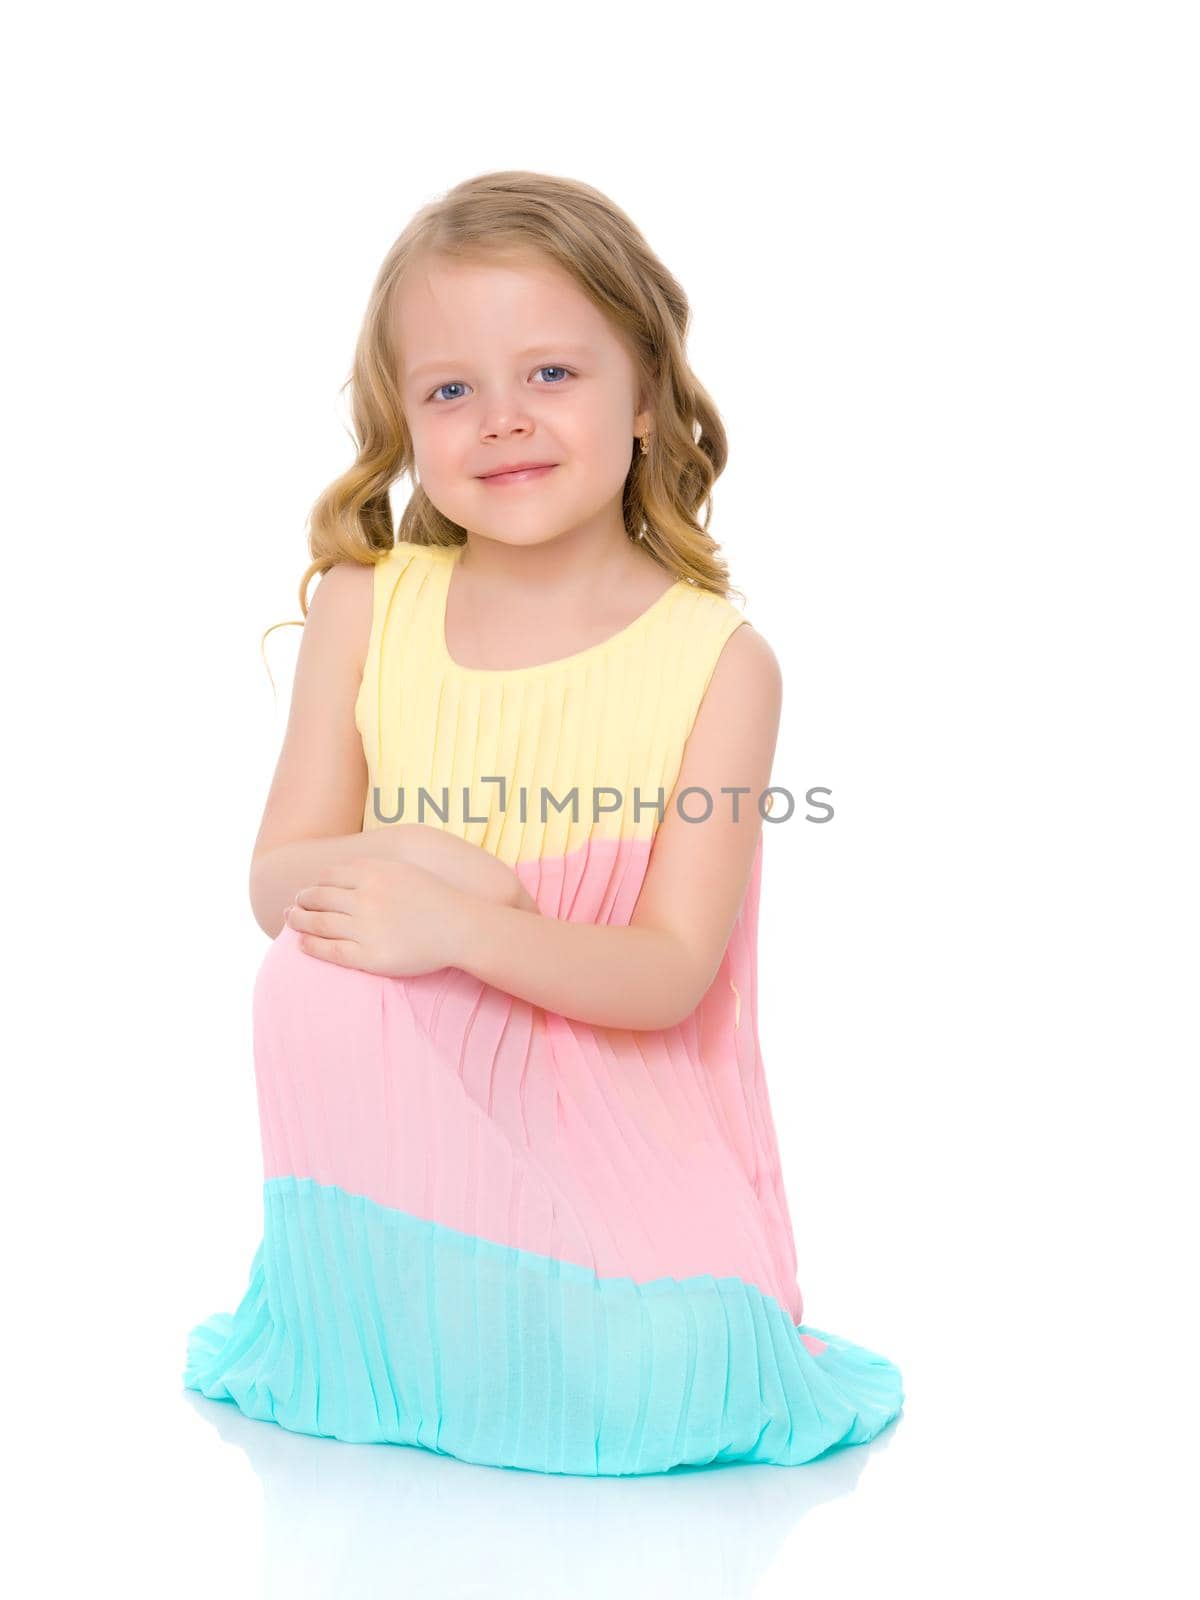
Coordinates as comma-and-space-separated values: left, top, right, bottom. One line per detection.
284, 856, 471, 977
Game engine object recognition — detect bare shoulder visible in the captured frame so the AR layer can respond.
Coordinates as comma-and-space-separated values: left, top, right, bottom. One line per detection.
301, 558, 376, 675
707, 617, 783, 708
679, 616, 782, 774
309, 557, 375, 614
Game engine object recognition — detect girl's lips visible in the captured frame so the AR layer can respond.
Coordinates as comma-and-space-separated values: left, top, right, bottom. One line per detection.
478, 464, 557, 486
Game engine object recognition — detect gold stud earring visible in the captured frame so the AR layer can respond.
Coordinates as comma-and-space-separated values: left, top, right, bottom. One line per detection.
639, 431, 650, 455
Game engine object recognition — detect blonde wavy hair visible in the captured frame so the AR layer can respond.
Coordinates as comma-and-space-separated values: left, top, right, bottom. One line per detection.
261, 169, 744, 677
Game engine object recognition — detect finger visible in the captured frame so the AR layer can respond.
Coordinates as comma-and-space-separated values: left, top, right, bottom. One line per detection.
288, 905, 358, 940
293, 932, 361, 967
293, 884, 356, 915
311, 858, 365, 890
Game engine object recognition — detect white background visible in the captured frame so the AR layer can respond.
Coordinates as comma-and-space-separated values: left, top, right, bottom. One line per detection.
5, 2, 1196, 1595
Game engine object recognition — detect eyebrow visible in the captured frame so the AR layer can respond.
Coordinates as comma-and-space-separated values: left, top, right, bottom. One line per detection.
406, 342, 596, 382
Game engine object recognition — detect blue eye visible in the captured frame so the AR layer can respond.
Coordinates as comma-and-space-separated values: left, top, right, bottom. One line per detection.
426, 366, 575, 403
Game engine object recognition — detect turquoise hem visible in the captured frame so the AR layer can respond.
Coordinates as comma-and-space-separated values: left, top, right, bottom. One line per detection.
184, 1177, 904, 1476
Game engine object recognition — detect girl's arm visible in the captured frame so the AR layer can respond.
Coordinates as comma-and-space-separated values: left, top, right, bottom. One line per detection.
255, 826, 537, 939
446, 624, 782, 1032
249, 563, 535, 940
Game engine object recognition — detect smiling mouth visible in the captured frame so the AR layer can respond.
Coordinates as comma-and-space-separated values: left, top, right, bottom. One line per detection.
478, 464, 558, 485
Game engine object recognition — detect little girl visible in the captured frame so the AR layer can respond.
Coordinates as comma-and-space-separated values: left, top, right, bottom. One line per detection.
183, 170, 905, 1476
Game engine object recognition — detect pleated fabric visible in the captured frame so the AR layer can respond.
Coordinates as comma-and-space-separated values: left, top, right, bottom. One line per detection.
184, 538, 905, 1474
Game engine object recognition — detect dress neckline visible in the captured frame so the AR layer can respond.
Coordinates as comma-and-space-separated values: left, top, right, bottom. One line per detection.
427, 541, 687, 680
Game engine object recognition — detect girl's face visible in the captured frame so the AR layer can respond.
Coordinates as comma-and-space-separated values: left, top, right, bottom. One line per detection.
392, 252, 653, 549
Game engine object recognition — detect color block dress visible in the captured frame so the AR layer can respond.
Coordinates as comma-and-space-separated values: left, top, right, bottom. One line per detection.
183, 538, 905, 1476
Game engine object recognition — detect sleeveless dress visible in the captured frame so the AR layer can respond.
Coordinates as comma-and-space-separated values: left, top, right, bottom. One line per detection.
183, 538, 905, 1476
